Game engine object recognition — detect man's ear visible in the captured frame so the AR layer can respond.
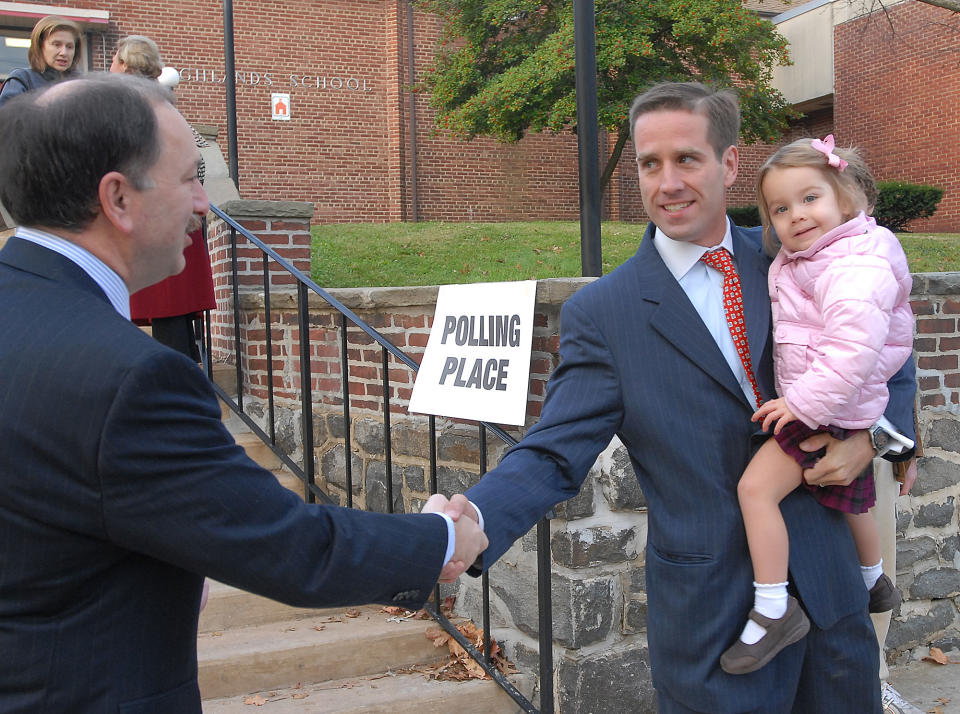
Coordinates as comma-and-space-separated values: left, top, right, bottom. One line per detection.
722, 145, 739, 188
97, 171, 136, 234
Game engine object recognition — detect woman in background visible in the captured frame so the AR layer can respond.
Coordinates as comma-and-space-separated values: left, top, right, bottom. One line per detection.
0, 15, 82, 106
111, 35, 216, 361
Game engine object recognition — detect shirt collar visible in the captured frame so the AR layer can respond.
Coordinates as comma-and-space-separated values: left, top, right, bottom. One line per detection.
653, 217, 734, 282
14, 226, 131, 319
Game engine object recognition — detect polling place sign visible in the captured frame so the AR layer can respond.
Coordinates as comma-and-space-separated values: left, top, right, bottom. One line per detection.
409, 280, 536, 426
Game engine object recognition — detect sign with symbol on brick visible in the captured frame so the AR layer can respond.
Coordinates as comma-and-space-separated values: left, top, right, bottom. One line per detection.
271, 93, 290, 121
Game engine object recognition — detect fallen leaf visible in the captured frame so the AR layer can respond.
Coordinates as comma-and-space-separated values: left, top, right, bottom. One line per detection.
381, 606, 406, 615
312, 625, 326, 631
291, 693, 308, 700
243, 694, 267, 706
345, 608, 361, 618
923, 647, 950, 665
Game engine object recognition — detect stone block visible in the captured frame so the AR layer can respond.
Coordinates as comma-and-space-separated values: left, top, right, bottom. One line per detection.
896, 508, 913, 534
437, 426, 482, 464
897, 536, 938, 570
553, 472, 596, 520
624, 597, 648, 634
557, 646, 656, 714
941, 535, 959, 564
887, 601, 957, 654
320, 444, 362, 494
913, 457, 960, 497
927, 419, 960, 453
914, 497, 956, 529
354, 417, 385, 455
601, 448, 646, 510
910, 568, 960, 599
629, 565, 647, 594
364, 460, 404, 514
437, 465, 482, 495
489, 564, 617, 648
387, 419, 431, 460
551, 524, 640, 568
403, 464, 426, 493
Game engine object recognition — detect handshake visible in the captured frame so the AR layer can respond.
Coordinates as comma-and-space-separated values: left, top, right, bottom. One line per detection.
423, 494, 487, 583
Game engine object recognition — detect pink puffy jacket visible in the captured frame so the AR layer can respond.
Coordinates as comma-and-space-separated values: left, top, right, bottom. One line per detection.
769, 212, 914, 430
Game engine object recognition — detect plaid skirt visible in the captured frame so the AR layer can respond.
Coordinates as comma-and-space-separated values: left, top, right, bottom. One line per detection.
773, 420, 876, 514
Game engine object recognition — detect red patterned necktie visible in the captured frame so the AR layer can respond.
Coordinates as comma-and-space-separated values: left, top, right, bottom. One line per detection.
699, 248, 763, 407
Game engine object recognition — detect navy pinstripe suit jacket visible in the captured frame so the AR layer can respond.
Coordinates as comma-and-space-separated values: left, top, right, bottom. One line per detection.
466, 222, 916, 712
0, 238, 447, 713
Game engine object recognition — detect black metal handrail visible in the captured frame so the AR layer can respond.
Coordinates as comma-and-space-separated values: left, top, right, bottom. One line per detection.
201, 204, 553, 713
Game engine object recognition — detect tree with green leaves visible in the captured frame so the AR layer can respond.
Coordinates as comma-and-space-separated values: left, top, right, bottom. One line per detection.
415, 0, 794, 193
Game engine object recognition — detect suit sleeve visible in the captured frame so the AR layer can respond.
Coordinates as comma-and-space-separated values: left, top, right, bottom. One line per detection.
465, 297, 624, 571
96, 350, 446, 609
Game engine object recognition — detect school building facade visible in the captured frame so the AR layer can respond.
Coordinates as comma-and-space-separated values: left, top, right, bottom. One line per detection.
0, 0, 955, 231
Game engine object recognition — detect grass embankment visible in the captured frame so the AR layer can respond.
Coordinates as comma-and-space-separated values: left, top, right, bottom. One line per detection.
310, 221, 960, 288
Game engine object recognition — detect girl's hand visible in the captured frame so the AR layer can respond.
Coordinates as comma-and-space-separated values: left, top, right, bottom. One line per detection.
752, 397, 797, 434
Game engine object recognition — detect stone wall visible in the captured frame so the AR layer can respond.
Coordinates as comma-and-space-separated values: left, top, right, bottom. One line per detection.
211, 262, 960, 711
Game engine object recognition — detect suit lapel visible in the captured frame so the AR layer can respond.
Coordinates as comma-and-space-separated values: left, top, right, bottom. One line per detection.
633, 225, 750, 405
730, 226, 772, 389
0, 236, 113, 306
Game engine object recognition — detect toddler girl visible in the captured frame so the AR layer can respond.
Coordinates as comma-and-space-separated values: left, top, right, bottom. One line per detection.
720, 136, 914, 675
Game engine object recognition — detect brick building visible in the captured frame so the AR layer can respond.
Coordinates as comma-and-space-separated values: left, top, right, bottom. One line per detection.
0, 0, 956, 230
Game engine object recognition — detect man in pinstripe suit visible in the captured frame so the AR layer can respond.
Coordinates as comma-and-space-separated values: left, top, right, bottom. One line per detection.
428, 82, 916, 712
0, 73, 486, 713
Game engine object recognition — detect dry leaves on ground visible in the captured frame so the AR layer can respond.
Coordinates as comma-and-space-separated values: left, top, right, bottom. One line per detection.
922, 647, 960, 665
420, 621, 518, 682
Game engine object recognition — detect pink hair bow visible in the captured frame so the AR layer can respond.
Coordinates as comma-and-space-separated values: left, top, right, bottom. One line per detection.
811, 135, 848, 171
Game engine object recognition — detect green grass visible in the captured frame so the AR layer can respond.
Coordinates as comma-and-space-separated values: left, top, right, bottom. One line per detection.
310, 221, 960, 288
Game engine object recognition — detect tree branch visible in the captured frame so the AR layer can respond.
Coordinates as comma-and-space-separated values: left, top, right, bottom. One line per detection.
916, 0, 960, 12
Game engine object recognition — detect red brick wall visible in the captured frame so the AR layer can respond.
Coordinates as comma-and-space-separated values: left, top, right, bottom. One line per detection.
26, 0, 956, 230
834, 1, 958, 232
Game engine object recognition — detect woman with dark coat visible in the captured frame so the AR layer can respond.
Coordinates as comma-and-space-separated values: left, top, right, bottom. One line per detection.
0, 16, 82, 107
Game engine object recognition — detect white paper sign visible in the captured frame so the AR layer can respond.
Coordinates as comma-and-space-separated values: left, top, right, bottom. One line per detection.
271, 93, 290, 120
409, 280, 537, 426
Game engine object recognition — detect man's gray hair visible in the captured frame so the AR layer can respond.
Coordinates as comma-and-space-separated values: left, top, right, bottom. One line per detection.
0, 73, 175, 231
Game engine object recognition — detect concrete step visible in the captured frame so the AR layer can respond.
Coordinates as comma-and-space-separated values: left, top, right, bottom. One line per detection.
211, 362, 238, 396
202, 671, 530, 713
197, 607, 449, 700
232, 427, 282, 470
200, 581, 339, 634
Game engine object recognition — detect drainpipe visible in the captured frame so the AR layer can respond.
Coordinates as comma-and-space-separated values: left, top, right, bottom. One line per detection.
223, 0, 240, 188
406, 1, 419, 222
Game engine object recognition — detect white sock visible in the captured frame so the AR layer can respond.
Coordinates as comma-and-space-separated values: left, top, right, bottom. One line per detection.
740, 581, 789, 645
861, 560, 884, 590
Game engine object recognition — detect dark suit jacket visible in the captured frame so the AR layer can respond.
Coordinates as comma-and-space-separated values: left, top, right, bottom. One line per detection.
0, 238, 447, 713
466, 222, 916, 712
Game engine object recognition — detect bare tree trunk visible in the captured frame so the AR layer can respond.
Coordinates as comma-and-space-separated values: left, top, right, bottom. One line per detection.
599, 124, 631, 197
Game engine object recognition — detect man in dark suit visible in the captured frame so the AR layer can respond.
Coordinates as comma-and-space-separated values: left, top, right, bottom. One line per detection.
0, 74, 487, 713
427, 82, 916, 712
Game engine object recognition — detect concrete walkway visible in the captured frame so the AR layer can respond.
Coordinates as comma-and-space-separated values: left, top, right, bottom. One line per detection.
889, 654, 960, 713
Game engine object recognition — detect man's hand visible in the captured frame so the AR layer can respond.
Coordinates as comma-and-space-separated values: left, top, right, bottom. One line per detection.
800, 430, 873, 488
423, 494, 485, 583
752, 397, 797, 435
896, 458, 918, 496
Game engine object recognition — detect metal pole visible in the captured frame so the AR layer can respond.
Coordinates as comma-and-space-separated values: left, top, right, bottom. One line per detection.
574, 0, 602, 277
223, 0, 239, 187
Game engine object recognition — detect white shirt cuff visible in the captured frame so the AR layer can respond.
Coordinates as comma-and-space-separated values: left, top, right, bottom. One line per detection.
435, 513, 456, 566
469, 500, 485, 532
875, 415, 914, 455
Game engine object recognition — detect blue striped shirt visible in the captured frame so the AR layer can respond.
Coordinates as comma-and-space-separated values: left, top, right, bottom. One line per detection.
15, 226, 131, 319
